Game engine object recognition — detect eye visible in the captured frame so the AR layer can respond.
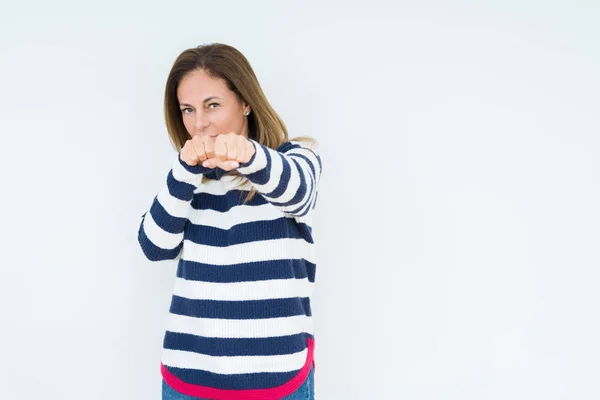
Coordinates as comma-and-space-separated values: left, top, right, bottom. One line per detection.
181, 107, 192, 114
208, 102, 220, 109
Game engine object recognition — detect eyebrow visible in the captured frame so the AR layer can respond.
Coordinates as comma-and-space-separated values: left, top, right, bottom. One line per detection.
179, 96, 223, 107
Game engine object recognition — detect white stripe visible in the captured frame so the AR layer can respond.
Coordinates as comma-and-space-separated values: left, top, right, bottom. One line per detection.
173, 277, 315, 301
273, 155, 314, 213
284, 150, 319, 193
257, 150, 284, 194
156, 186, 191, 219
161, 346, 307, 374
287, 148, 321, 180
142, 212, 182, 250
238, 143, 284, 195
288, 150, 318, 181
165, 313, 313, 339
193, 175, 251, 195
182, 238, 316, 265
237, 139, 268, 175
188, 202, 291, 230
172, 155, 203, 186
266, 155, 301, 204
241, 145, 319, 216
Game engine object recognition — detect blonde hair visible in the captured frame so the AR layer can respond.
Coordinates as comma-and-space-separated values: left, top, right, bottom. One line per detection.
163, 43, 316, 203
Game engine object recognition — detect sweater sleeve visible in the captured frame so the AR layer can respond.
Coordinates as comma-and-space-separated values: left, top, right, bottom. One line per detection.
137, 153, 211, 261
236, 138, 323, 218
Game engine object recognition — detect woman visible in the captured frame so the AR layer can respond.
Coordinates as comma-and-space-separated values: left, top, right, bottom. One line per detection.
137, 43, 322, 400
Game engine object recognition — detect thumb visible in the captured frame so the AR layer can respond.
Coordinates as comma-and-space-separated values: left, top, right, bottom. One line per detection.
203, 157, 239, 170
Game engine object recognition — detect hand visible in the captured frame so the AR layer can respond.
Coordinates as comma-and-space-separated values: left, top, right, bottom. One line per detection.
180, 133, 254, 171
201, 132, 255, 171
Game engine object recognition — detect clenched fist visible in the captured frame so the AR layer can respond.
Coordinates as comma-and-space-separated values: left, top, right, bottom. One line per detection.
180, 132, 255, 171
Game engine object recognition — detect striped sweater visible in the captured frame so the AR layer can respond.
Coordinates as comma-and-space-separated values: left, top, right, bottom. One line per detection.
137, 138, 322, 399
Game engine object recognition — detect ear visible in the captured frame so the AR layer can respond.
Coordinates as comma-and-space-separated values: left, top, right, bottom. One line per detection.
240, 99, 250, 113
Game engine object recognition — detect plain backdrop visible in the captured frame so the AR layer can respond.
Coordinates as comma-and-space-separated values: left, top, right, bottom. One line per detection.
1, 1, 599, 399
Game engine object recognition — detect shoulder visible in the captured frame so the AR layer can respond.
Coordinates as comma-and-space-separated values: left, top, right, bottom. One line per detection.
275, 139, 322, 177
277, 138, 321, 158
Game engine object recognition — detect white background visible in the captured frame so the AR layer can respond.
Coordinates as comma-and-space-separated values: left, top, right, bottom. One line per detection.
1, 1, 599, 399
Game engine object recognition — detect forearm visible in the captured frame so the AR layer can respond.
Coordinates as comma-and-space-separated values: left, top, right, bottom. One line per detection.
138, 154, 211, 261
237, 139, 323, 217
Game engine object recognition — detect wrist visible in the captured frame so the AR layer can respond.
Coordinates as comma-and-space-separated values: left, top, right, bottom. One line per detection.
173, 153, 210, 185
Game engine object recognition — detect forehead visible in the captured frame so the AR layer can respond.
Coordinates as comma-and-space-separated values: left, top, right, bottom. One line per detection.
177, 69, 232, 101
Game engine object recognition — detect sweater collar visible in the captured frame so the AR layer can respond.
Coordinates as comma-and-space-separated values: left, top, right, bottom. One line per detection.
203, 167, 238, 182
203, 167, 225, 180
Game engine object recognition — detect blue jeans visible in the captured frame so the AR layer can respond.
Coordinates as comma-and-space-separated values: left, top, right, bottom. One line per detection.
162, 366, 315, 400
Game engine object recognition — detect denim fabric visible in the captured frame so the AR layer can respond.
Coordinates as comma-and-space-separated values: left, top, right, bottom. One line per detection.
162, 366, 314, 400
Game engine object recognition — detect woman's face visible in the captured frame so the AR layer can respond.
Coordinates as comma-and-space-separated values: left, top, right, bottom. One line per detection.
177, 69, 250, 141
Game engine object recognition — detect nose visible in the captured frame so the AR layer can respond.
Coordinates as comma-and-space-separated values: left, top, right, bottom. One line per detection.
194, 110, 209, 132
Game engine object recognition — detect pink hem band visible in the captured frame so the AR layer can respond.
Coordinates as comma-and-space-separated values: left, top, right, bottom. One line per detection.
161, 337, 315, 399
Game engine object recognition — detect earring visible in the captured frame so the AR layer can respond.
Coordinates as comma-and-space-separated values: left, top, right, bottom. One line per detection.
244, 110, 250, 116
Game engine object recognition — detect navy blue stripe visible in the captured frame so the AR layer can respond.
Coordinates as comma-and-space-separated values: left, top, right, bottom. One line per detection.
169, 296, 312, 319
177, 153, 211, 175
163, 332, 311, 357
290, 153, 316, 181
267, 158, 309, 208
191, 190, 267, 212
138, 219, 182, 261
293, 148, 321, 178
293, 147, 321, 174
167, 170, 196, 201
276, 142, 302, 153
149, 198, 186, 234
282, 145, 320, 178
245, 145, 272, 185
288, 182, 314, 216
316, 152, 322, 174
176, 259, 316, 283
265, 153, 292, 199
185, 217, 314, 246
300, 190, 318, 216
236, 140, 258, 169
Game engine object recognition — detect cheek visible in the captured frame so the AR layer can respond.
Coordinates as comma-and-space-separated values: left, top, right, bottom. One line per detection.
214, 112, 237, 131
182, 117, 194, 133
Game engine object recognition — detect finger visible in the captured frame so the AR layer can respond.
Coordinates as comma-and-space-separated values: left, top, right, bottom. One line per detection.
182, 141, 198, 165
202, 156, 215, 168
188, 136, 202, 162
242, 138, 254, 163
202, 136, 215, 159
190, 141, 203, 162
227, 138, 238, 161
217, 156, 239, 170
221, 159, 240, 170
203, 156, 238, 170
223, 159, 240, 170
214, 135, 227, 161
203, 156, 227, 169
233, 136, 245, 163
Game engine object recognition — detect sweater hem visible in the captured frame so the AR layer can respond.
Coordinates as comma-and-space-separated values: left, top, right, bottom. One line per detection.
160, 337, 315, 399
